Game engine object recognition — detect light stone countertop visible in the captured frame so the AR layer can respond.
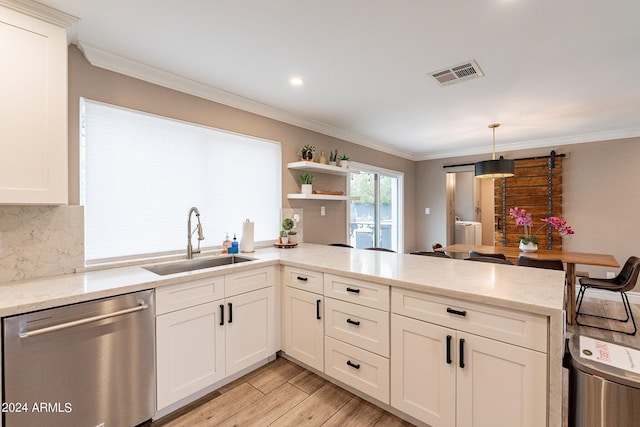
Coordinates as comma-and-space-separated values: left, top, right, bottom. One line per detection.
0, 243, 565, 318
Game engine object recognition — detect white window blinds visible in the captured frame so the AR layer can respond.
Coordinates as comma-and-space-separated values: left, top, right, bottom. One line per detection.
80, 98, 281, 264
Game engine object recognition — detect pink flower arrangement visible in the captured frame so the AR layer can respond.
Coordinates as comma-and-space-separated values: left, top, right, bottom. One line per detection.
509, 207, 574, 245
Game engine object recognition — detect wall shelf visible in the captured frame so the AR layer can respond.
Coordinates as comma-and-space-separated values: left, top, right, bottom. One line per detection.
287, 161, 355, 176
287, 193, 359, 201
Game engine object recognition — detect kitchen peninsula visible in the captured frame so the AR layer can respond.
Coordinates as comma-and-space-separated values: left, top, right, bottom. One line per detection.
0, 244, 565, 427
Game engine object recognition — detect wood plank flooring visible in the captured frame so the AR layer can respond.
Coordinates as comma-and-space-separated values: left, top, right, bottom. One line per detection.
153, 357, 412, 427
154, 297, 640, 427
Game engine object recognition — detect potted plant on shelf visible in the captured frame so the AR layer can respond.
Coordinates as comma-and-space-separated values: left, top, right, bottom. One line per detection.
329, 149, 338, 166
279, 229, 289, 244
300, 144, 316, 161
338, 154, 350, 168
282, 218, 297, 244
298, 172, 314, 195
509, 207, 574, 251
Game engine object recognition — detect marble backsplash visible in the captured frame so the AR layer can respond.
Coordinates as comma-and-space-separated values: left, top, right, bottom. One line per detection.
0, 206, 84, 283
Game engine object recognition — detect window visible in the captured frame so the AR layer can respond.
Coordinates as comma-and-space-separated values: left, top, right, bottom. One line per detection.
80, 98, 281, 264
348, 164, 403, 251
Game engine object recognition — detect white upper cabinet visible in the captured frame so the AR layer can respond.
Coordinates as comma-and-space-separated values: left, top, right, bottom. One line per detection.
0, 3, 76, 204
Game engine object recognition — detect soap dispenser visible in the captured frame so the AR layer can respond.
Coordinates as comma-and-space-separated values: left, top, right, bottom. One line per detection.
229, 234, 239, 254
222, 233, 232, 254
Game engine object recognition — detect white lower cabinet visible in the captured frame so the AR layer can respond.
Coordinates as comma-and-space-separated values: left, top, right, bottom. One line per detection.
156, 267, 276, 411
225, 286, 276, 377
391, 287, 548, 427
283, 286, 324, 371
156, 301, 225, 410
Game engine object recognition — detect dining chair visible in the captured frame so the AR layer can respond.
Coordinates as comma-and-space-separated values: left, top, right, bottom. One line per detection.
465, 256, 513, 265
575, 256, 640, 336
468, 250, 507, 260
328, 243, 353, 248
410, 251, 451, 258
365, 247, 396, 253
517, 256, 564, 271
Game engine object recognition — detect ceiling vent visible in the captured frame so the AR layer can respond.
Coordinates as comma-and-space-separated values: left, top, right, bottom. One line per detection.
430, 60, 484, 87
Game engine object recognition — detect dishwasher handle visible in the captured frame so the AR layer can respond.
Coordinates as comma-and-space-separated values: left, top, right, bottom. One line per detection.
19, 299, 149, 339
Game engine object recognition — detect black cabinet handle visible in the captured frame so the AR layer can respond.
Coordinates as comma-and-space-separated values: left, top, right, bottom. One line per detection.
296, 276, 308, 281
346, 360, 360, 369
228, 302, 233, 323
346, 287, 360, 294
447, 307, 467, 317
459, 338, 465, 368
446, 335, 452, 364
220, 304, 225, 326
316, 299, 321, 320
346, 318, 361, 326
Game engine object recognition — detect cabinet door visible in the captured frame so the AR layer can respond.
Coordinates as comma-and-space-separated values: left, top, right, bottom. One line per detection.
390, 314, 456, 427
456, 332, 547, 427
156, 301, 225, 410
0, 7, 68, 204
283, 287, 324, 371
225, 287, 275, 376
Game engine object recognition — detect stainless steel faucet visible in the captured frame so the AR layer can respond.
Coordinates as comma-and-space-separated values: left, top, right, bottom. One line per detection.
187, 207, 205, 259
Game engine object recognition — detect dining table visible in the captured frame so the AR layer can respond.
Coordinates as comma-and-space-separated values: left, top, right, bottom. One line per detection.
436, 244, 620, 325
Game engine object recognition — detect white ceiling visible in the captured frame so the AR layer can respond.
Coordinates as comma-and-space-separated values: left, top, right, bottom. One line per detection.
39, 0, 640, 160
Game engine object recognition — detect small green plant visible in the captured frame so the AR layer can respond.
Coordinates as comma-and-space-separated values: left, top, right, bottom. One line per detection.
298, 172, 314, 184
282, 218, 294, 231
338, 154, 350, 161
279, 230, 288, 237
329, 149, 338, 162
287, 230, 297, 236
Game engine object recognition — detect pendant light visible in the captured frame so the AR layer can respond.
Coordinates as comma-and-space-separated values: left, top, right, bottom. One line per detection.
474, 123, 514, 178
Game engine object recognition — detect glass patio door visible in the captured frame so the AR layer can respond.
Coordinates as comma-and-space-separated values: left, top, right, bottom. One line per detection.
349, 168, 401, 251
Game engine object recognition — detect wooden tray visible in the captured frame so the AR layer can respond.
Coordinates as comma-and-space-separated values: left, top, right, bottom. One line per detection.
274, 242, 298, 249
313, 190, 344, 195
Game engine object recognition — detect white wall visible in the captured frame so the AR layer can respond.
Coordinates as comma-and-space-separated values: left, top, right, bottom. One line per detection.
415, 138, 640, 287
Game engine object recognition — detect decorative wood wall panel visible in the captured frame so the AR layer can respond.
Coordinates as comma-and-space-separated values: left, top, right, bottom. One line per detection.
494, 156, 563, 249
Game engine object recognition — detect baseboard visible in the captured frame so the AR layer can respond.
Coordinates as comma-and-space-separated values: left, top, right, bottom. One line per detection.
575, 286, 640, 304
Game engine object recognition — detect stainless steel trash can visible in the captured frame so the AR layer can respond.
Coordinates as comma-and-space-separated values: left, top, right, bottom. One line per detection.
568, 334, 640, 427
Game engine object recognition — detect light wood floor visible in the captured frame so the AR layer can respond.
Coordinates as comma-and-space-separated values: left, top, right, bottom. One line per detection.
153, 358, 413, 427
154, 297, 640, 427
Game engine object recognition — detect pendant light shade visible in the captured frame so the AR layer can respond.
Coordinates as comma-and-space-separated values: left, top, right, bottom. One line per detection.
475, 123, 514, 179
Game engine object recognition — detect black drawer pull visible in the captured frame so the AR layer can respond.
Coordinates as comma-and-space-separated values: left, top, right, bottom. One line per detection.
220, 304, 225, 326
228, 302, 233, 323
447, 307, 467, 317
346, 318, 360, 326
296, 276, 308, 281
346, 360, 360, 369
346, 287, 360, 294
459, 338, 465, 368
316, 299, 322, 320
446, 335, 452, 364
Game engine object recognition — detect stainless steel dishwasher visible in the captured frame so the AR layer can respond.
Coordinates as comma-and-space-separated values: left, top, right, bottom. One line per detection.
3, 289, 155, 427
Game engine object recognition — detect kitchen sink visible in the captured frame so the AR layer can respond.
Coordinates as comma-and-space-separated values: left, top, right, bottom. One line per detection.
144, 255, 255, 276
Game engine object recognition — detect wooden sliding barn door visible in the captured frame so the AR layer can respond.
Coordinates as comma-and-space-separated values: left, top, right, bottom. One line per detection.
494, 155, 563, 250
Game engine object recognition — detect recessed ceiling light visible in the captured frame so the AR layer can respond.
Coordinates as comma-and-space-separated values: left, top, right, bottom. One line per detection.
290, 77, 304, 86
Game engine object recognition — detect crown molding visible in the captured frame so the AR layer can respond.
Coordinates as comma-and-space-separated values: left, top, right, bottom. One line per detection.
74, 43, 640, 163
77, 42, 416, 161
414, 127, 640, 161
0, 0, 79, 28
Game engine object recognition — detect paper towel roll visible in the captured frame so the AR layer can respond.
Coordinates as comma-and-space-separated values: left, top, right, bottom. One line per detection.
240, 219, 255, 253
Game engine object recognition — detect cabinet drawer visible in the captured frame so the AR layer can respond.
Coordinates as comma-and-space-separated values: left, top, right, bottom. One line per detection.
325, 298, 389, 357
324, 336, 389, 404
282, 266, 324, 295
391, 288, 548, 352
225, 266, 276, 297
324, 274, 389, 310
156, 276, 225, 315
